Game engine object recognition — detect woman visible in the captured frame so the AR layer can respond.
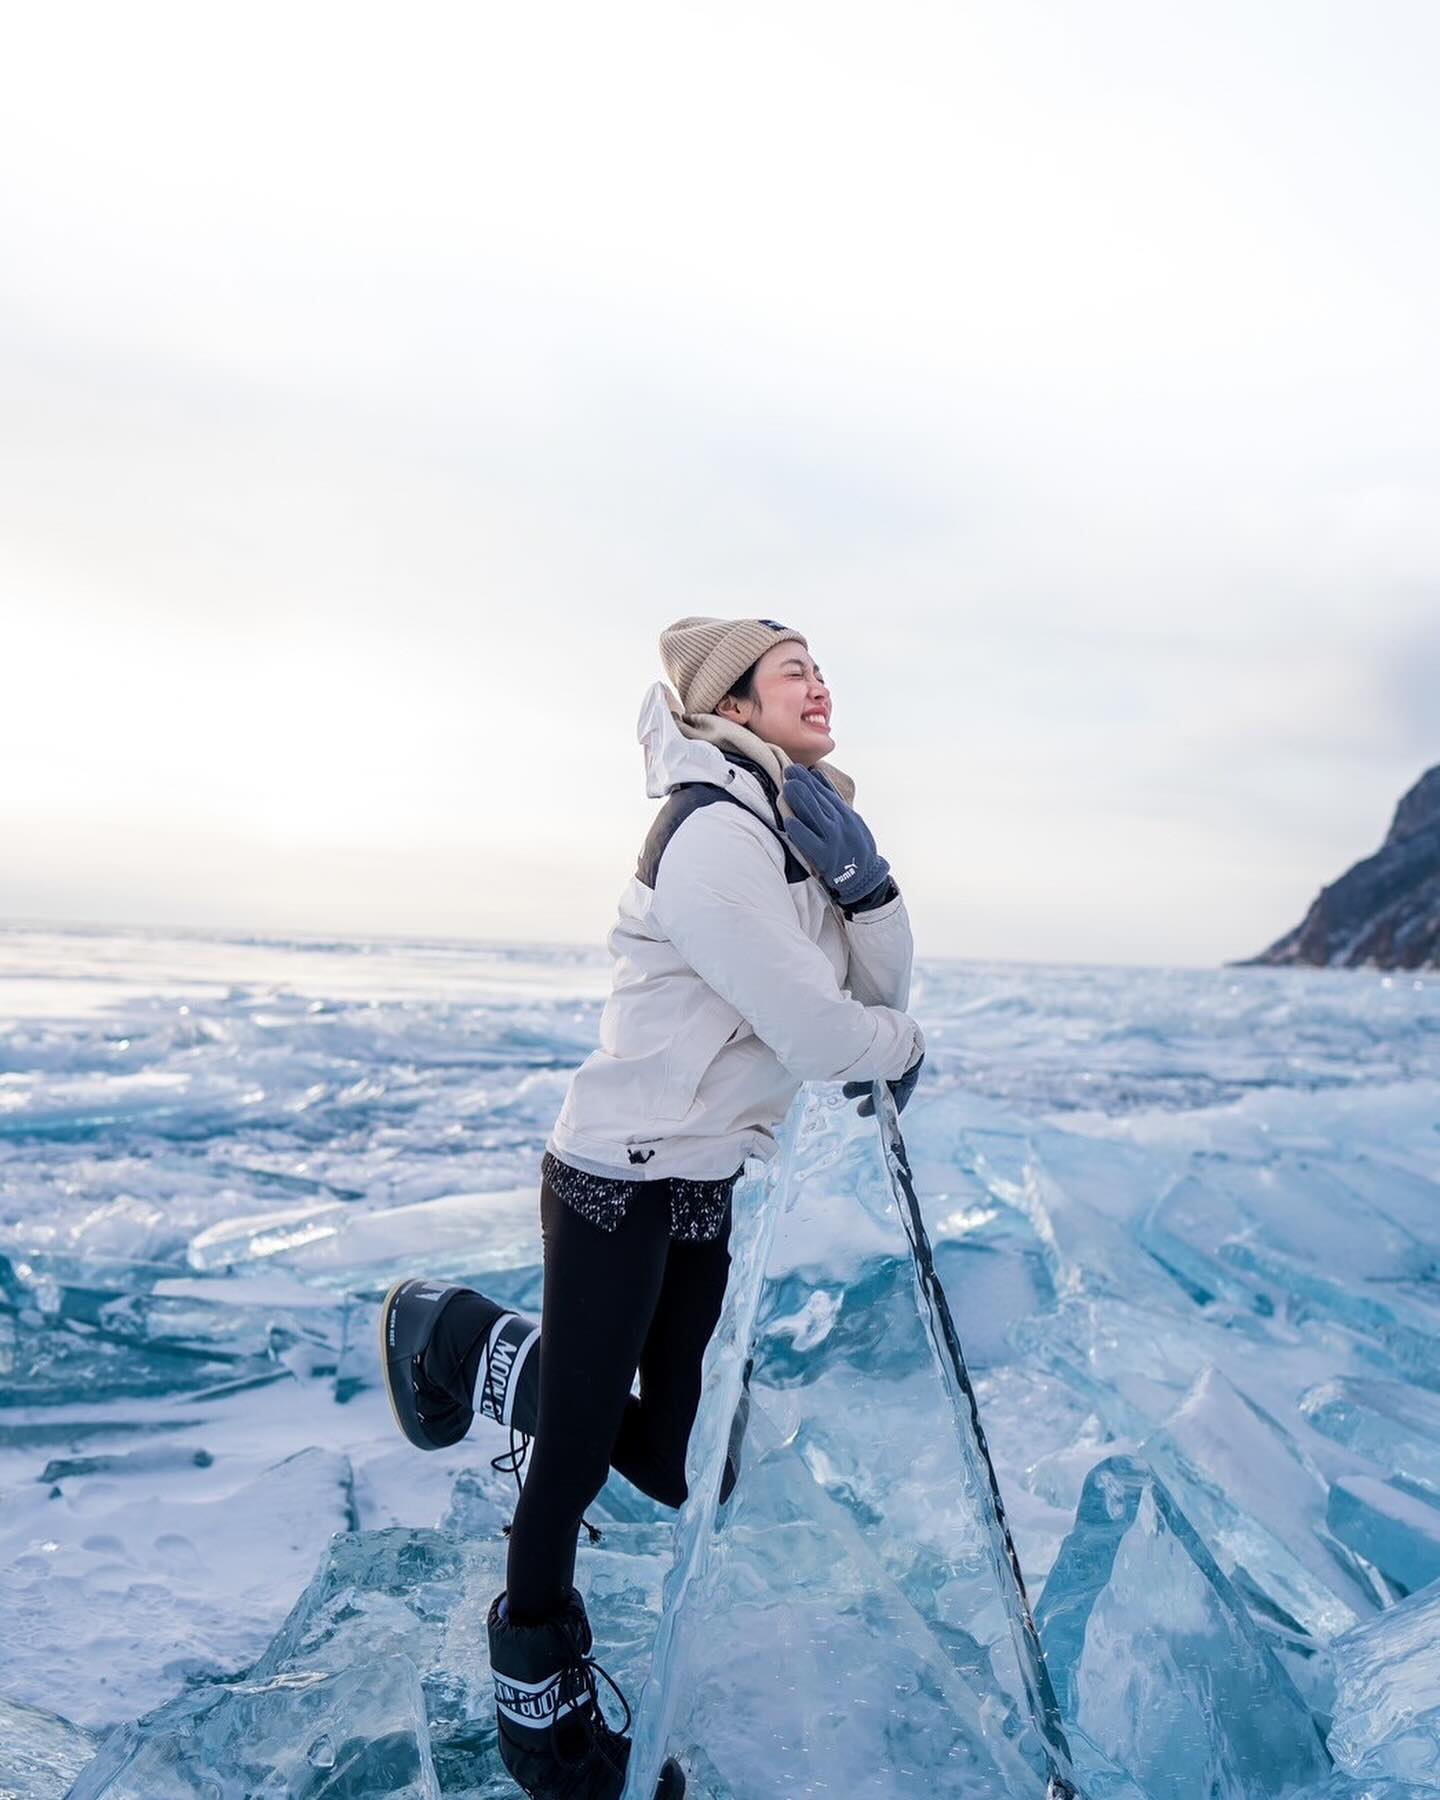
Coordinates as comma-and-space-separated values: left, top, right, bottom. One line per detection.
380, 616, 925, 1800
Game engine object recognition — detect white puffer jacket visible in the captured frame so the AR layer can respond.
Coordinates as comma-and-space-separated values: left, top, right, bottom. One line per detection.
545, 682, 925, 1181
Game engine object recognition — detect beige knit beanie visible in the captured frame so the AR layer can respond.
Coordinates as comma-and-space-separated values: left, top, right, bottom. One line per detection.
659, 616, 810, 718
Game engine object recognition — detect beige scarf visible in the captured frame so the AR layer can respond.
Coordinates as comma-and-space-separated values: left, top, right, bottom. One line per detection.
655, 682, 858, 825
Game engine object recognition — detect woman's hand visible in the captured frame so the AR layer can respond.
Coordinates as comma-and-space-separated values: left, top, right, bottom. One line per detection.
843, 1050, 925, 1118
781, 764, 892, 906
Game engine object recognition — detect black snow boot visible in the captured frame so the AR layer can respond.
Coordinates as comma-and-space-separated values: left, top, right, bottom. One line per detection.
379, 1279, 540, 1452
487, 1587, 685, 1798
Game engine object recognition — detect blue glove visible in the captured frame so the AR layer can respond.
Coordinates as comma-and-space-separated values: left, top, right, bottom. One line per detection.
781, 764, 891, 906
844, 1051, 924, 1118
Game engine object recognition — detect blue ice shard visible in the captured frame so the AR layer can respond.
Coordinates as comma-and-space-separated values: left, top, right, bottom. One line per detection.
1327, 1477, 1440, 1597
647, 1400, 1057, 1796
0, 1692, 97, 1798
0, 1253, 344, 1408
623, 1092, 1066, 1799
249, 1518, 672, 1792
0, 1254, 244, 1406
622, 1105, 800, 1800
1036, 1456, 1332, 1799
1301, 1378, 1440, 1498
869, 1090, 1081, 1794
65, 1654, 440, 1798
1138, 1166, 1440, 1389
188, 1187, 548, 1292
1328, 1575, 1440, 1783
249, 1528, 499, 1743
1137, 1365, 1373, 1638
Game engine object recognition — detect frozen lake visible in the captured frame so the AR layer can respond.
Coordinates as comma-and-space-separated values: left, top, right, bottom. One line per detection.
2, 921, 1438, 1798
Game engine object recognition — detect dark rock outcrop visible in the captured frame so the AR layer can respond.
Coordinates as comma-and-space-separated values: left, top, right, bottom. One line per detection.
1235, 764, 1440, 970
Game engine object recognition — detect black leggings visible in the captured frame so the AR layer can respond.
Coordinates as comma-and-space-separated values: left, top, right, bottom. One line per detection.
498, 1165, 734, 1623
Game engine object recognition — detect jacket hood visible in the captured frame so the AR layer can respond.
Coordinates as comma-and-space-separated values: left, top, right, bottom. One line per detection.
636, 681, 857, 826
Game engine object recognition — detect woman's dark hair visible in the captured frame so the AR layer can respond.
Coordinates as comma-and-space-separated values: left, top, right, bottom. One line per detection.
721, 660, 760, 710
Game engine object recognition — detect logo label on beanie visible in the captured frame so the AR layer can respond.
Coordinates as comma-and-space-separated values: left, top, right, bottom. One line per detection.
758, 619, 791, 631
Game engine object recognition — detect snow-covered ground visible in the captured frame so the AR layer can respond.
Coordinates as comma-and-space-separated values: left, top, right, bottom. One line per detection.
1, 921, 1438, 1797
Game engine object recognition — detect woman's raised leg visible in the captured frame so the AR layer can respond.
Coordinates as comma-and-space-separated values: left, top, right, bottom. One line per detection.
609, 1197, 734, 1507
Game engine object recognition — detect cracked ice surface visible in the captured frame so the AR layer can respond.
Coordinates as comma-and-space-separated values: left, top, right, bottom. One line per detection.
2, 923, 1440, 1797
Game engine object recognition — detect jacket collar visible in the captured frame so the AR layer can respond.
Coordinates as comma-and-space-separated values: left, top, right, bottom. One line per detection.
636, 681, 857, 830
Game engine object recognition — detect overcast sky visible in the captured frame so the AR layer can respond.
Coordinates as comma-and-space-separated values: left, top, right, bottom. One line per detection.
3, 0, 1437, 967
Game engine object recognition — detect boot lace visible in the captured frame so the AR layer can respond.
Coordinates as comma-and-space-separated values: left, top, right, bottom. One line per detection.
548, 1612, 634, 1783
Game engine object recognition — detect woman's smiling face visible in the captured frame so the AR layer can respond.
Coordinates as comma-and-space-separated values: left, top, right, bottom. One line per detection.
716, 642, 833, 767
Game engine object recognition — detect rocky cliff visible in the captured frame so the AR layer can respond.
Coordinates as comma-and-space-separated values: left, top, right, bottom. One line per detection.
1236, 764, 1440, 970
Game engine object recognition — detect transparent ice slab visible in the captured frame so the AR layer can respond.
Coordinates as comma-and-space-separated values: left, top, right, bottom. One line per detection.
656, 1402, 1050, 1797
65, 1654, 440, 1799
1326, 1477, 1440, 1597
1301, 1378, 1440, 1498
0, 1305, 241, 1409
248, 1525, 505, 1788
1327, 1576, 1440, 1784
1137, 1165, 1440, 1390
187, 1188, 545, 1290
1010, 1289, 1396, 1650
246, 1519, 674, 1797
624, 1093, 1063, 1798
0, 1252, 344, 1410
0, 1692, 98, 1799
1316, 1776, 1440, 1800
1035, 1455, 1333, 1799
1135, 1365, 1375, 1639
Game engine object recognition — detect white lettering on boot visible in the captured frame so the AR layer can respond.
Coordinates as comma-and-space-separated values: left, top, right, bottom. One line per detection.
477, 1317, 541, 1427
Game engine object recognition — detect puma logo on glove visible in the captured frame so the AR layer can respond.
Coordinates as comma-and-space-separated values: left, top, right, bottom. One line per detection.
781, 764, 891, 907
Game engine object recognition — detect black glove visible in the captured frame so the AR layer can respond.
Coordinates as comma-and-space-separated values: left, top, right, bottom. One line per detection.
781, 764, 892, 907
844, 1050, 924, 1119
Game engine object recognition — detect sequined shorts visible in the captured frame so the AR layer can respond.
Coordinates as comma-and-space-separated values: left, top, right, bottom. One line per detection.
540, 1149, 743, 1243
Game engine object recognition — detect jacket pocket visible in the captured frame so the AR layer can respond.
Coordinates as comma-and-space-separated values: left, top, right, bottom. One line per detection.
652, 993, 746, 1122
